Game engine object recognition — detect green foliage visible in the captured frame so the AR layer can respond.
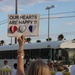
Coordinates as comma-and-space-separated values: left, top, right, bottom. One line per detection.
58, 34, 64, 41
26, 37, 31, 43
0, 40, 5, 46
46, 38, 52, 41
36, 40, 41, 43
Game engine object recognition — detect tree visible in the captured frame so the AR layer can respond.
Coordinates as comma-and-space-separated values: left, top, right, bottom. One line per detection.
72, 39, 75, 43
46, 38, 52, 41
0, 40, 5, 46
58, 34, 64, 41
36, 40, 41, 43
26, 37, 31, 43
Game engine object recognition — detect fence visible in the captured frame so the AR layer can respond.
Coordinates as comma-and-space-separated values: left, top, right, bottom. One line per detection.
51, 71, 70, 75
0, 68, 11, 75
0, 68, 70, 75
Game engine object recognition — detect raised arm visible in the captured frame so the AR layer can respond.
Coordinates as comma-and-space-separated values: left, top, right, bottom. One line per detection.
16, 35, 26, 75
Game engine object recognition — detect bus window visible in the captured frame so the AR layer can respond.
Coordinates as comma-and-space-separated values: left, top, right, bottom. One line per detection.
25, 50, 31, 58
0, 50, 17, 59
11, 50, 17, 59
41, 48, 50, 59
0, 51, 6, 59
0, 51, 4, 59
31, 49, 40, 59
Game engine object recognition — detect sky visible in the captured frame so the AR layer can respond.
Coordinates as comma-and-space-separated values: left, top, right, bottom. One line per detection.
0, 0, 75, 45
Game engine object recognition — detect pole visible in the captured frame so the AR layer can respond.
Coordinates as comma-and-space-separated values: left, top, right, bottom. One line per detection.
15, 0, 18, 44
48, 9, 50, 41
15, 0, 17, 14
11, 37, 12, 44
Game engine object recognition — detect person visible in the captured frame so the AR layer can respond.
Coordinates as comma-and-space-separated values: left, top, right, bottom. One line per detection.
2, 59, 11, 75
55, 53, 59, 60
70, 64, 75, 75
2, 59, 11, 69
16, 35, 25, 75
48, 60, 55, 71
24, 58, 33, 72
58, 61, 69, 72
12, 63, 17, 75
26, 59, 51, 75
16, 35, 51, 75
55, 65, 64, 75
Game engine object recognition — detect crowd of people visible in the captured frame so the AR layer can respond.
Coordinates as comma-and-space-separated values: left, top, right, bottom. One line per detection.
1, 35, 75, 75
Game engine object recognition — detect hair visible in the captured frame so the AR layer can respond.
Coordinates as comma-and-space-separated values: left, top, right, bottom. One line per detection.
4, 60, 8, 65
26, 59, 51, 75
13, 63, 17, 69
57, 65, 64, 71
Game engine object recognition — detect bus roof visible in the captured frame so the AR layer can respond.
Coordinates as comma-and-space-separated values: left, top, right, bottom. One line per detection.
0, 40, 75, 51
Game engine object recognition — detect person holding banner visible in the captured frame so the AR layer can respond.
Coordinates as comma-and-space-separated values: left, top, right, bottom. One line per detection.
16, 35, 51, 75
16, 35, 25, 75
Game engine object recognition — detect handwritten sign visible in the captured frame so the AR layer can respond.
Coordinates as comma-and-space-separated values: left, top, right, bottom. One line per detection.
8, 14, 40, 37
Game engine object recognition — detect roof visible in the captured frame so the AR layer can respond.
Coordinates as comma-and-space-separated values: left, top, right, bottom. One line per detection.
0, 40, 75, 51
60, 41, 75, 48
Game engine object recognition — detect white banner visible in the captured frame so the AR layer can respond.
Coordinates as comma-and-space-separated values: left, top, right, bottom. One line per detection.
8, 14, 40, 37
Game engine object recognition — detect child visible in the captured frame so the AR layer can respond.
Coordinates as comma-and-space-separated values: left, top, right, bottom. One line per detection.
55, 65, 64, 75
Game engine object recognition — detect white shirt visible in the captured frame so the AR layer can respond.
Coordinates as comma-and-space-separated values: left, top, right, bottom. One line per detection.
2, 65, 11, 69
70, 65, 75, 75
2, 65, 11, 75
55, 72, 63, 75
12, 68, 17, 75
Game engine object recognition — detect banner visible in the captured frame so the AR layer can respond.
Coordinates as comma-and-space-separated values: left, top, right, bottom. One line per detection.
8, 14, 40, 37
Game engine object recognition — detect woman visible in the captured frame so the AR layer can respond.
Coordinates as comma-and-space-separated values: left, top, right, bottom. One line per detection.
26, 59, 50, 75
16, 35, 51, 75
16, 35, 25, 75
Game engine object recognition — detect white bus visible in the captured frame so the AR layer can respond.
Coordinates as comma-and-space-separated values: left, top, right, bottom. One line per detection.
0, 41, 75, 68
